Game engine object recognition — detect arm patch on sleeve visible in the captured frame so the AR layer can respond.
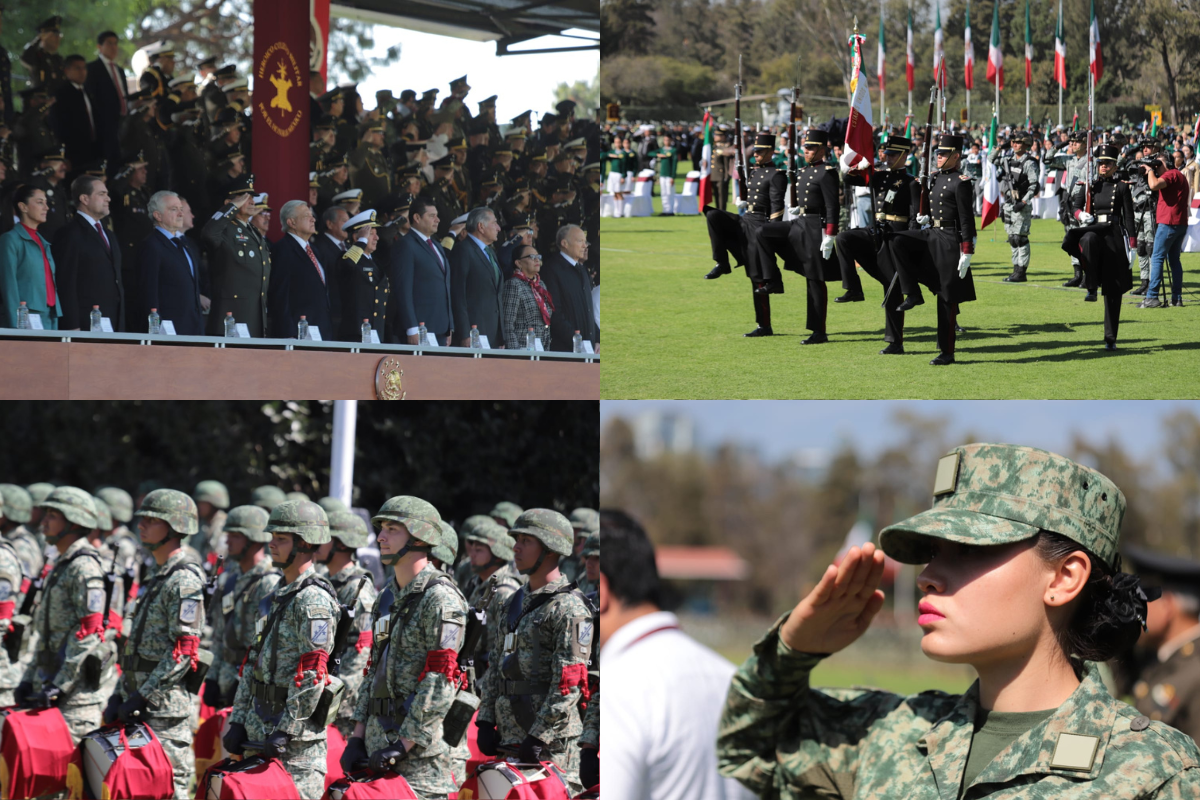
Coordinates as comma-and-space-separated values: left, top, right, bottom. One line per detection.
179, 597, 201, 624
87, 588, 106, 613
571, 617, 593, 660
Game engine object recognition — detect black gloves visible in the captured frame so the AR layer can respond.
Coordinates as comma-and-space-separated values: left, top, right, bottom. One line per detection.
369, 742, 406, 774
580, 747, 599, 788
518, 734, 547, 763
264, 729, 290, 759
117, 691, 147, 722
103, 693, 122, 724
28, 684, 62, 708
223, 721, 249, 756
340, 736, 369, 773
201, 679, 223, 709
476, 721, 499, 756
13, 681, 32, 707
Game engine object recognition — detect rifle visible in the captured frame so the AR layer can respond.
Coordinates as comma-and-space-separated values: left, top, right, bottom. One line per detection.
1085, 84, 1094, 215
918, 86, 936, 219
734, 54, 748, 204
788, 80, 798, 209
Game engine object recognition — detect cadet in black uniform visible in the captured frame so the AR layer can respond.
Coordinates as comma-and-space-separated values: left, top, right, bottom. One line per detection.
1061, 144, 1135, 351
19, 17, 65, 96
336, 209, 389, 341
891, 132, 977, 365
834, 135, 921, 354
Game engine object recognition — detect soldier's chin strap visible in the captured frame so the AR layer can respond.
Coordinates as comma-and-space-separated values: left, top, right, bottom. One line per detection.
142, 527, 181, 552
44, 525, 84, 547
518, 547, 558, 576
471, 555, 507, 574
272, 533, 317, 569
380, 538, 432, 566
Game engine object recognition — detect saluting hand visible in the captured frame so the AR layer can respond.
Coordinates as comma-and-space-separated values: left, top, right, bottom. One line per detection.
779, 542, 886, 655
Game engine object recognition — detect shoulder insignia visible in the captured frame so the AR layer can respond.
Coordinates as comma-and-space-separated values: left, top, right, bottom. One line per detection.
345, 245, 363, 264
826, 165, 835, 170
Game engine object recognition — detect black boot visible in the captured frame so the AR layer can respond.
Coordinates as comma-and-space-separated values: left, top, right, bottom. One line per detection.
834, 291, 865, 303
1104, 340, 1117, 351
744, 326, 774, 337
930, 352, 956, 365
1002, 269, 1027, 283
1083, 292, 1097, 302
801, 332, 829, 344
1131, 279, 1149, 296
705, 263, 732, 279
879, 342, 905, 355
896, 293, 925, 312
1063, 268, 1083, 288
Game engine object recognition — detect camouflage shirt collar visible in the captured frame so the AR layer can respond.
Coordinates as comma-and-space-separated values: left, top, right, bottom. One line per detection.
527, 573, 571, 598
328, 562, 367, 587
394, 561, 441, 602
278, 564, 322, 597
61, 535, 96, 560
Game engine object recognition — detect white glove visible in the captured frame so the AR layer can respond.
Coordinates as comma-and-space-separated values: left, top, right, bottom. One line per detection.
1123, 238, 1134, 265
958, 253, 972, 279
736, 199, 749, 213
820, 234, 835, 260
1076, 210, 1095, 225
838, 150, 854, 173
917, 214, 932, 227
788, 205, 802, 217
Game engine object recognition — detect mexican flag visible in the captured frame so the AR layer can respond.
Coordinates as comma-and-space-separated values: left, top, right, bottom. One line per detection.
906, 9, 915, 92
987, 0, 1003, 90
878, 15, 886, 90
1089, 0, 1103, 83
933, 5, 946, 88
1024, 0, 1033, 89
1192, 112, 1200, 146
1054, 0, 1067, 89
964, 1, 975, 90
845, 29, 875, 179
981, 115, 1001, 229
698, 110, 713, 208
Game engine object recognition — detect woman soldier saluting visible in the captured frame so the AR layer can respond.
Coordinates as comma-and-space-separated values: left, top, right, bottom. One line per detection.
718, 442, 1200, 799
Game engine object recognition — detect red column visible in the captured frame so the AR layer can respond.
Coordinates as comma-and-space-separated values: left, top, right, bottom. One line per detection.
252, 0, 311, 240
311, 0, 332, 83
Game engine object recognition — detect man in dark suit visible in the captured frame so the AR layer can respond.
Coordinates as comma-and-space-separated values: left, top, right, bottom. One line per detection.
390, 195, 453, 344
85, 31, 127, 177
49, 54, 100, 181
269, 199, 332, 339
53, 174, 124, 330
136, 189, 204, 334
451, 206, 505, 347
541, 223, 597, 352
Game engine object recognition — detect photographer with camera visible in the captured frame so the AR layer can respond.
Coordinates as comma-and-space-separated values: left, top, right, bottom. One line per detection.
1138, 150, 1190, 308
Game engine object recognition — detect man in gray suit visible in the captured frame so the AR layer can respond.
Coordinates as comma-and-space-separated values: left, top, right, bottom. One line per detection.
450, 206, 505, 347
390, 195, 453, 344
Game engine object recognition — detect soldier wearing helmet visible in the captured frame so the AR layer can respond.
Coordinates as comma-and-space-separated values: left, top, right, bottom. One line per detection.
202, 505, 279, 710
0, 483, 45, 581
15, 487, 116, 743
26, 481, 55, 536
225, 500, 343, 799
107, 488, 207, 798
431, 519, 473, 784
576, 532, 599, 595
490, 500, 523, 529
191, 479, 230, 571
341, 496, 470, 799
313, 509, 377, 741
477, 509, 595, 795
0, 490, 28, 707
251, 485, 288, 512
560, 507, 598, 584
453, 514, 496, 588
461, 519, 523, 678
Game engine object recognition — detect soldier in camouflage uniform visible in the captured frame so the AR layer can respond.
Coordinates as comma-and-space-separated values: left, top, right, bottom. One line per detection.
560, 508, 598, 584
107, 489, 207, 800
203, 505, 279, 709
1060, 132, 1089, 287
0, 483, 45, 580
432, 521, 473, 784
453, 515, 495, 588
192, 479, 230, 569
252, 485, 288, 512
578, 529, 599, 789
718, 442, 1200, 799
342, 496, 469, 799
318, 496, 348, 516
225, 500, 341, 800
97, 486, 143, 621
313, 509, 376, 740
1130, 138, 1160, 296
478, 509, 594, 795
461, 519, 523, 680
990, 132, 1041, 282
0, 491, 28, 706
490, 501, 523, 530
26, 481, 55, 535
575, 533, 599, 596
17, 488, 116, 743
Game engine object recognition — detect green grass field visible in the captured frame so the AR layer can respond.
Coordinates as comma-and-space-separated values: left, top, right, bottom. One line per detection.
601, 181, 1200, 398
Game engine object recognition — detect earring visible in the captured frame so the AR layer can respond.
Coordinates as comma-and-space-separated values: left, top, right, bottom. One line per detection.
1050, 596, 1055, 601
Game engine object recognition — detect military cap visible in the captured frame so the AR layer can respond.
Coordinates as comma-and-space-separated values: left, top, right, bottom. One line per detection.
0, 484, 33, 523
375, 89, 396, 105
493, 146, 514, 158
450, 212, 469, 227
879, 443, 1126, 569
193, 480, 230, 509
468, 119, 491, 136
569, 507, 599, 535
432, 521, 459, 565
1124, 545, 1200, 596
319, 87, 343, 105
509, 213, 533, 230
328, 510, 369, 549
399, 89, 417, 102
82, 160, 108, 178
478, 95, 498, 109
552, 149, 574, 163
323, 154, 349, 170
1097, 145, 1120, 162
396, 163, 420, 178
37, 15, 63, 32
448, 137, 467, 150
555, 99, 577, 115
221, 78, 249, 93
142, 40, 174, 60
420, 89, 439, 102
431, 154, 454, 169
27, 482, 56, 503
565, 137, 587, 150
937, 133, 966, 151
540, 112, 558, 126
803, 129, 829, 147
394, 193, 415, 213
582, 162, 601, 173
450, 75, 470, 89
332, 188, 363, 205
1069, 130, 1088, 143
39, 149, 67, 163
752, 132, 777, 150
223, 504, 271, 543
169, 73, 196, 89
511, 110, 532, 125
489, 501, 524, 528
376, 195, 407, 216
265, 499, 331, 545
309, 171, 321, 189
197, 56, 218, 69
213, 64, 238, 79
226, 173, 254, 197
91, 495, 113, 531
217, 151, 246, 169
251, 485, 287, 511
480, 177, 499, 188
135, 488, 198, 536
342, 208, 381, 232
506, 127, 528, 140
581, 532, 599, 558
509, 509, 574, 557
253, 192, 271, 211
372, 496, 444, 547
318, 496, 348, 514
883, 135, 914, 152
212, 106, 240, 129
363, 120, 385, 135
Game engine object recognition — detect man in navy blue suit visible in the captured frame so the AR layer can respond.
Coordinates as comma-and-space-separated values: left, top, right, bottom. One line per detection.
269, 199, 332, 339
450, 206, 505, 347
136, 189, 204, 334
390, 195, 453, 344
85, 31, 127, 177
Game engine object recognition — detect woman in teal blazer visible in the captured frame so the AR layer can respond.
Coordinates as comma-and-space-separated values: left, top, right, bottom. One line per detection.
0, 185, 60, 329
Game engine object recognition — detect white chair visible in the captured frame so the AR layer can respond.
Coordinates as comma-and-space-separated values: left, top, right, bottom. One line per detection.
600, 194, 616, 217
625, 169, 655, 217
622, 171, 636, 193
673, 171, 701, 215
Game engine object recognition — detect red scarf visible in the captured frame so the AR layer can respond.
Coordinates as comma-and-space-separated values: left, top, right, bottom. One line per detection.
514, 270, 554, 326
21, 224, 55, 307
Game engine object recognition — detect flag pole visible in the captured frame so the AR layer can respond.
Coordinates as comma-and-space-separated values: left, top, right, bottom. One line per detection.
1057, 0, 1063, 127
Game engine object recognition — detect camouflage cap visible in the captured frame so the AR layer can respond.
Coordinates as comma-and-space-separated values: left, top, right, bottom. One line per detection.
95, 487, 133, 523
27, 482, 56, 504
318, 496, 348, 515
223, 504, 271, 542
0, 484, 33, 523
461, 514, 495, 542
879, 443, 1125, 568
264, 500, 331, 545
38, 486, 99, 530
193, 480, 230, 509
328, 510, 369, 549
135, 489, 200, 536
432, 521, 459, 565
568, 507, 599, 535
489, 501, 523, 528
286, 491, 312, 503
372, 496, 444, 547
581, 532, 599, 558
251, 485, 288, 511
509, 509, 573, 557
91, 495, 114, 531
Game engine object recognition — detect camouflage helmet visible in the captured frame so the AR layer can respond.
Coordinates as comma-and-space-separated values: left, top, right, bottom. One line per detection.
91, 495, 114, 531
477, 520, 516, 562
879, 443, 1126, 569
96, 487, 133, 523
38, 486, 99, 530
328, 510, 369, 549
569, 507, 599, 536
0, 484, 33, 524
489, 501, 523, 528
372, 496, 445, 547
509, 509, 574, 557
581, 532, 599, 558
135, 489, 200, 536
223, 504, 271, 543
432, 521, 459, 565
27, 482, 56, 504
193, 480, 230, 510
318, 496, 348, 515
461, 515, 495, 543
264, 500, 331, 545
286, 491, 312, 503
251, 485, 288, 511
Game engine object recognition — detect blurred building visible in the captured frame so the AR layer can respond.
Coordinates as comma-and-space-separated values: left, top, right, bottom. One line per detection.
633, 410, 696, 459
657, 545, 750, 614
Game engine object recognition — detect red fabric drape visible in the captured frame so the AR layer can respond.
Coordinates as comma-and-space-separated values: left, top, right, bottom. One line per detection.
0, 708, 75, 799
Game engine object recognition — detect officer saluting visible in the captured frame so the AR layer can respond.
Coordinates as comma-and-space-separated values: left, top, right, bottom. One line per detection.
201, 174, 272, 338
19, 16, 65, 96
335, 209, 389, 341
834, 135, 920, 354
892, 132, 977, 365
139, 41, 175, 99
1061, 144, 1134, 351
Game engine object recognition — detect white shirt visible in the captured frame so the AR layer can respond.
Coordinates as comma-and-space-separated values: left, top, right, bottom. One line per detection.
603, 611, 756, 800
71, 81, 97, 135
562, 252, 578, 267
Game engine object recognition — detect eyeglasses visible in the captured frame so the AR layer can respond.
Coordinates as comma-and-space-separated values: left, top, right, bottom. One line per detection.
518, 254, 543, 262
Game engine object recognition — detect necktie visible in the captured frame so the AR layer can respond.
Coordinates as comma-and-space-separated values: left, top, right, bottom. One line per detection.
95, 222, 110, 254
485, 245, 501, 283
426, 237, 444, 273
306, 244, 326, 284
109, 61, 126, 115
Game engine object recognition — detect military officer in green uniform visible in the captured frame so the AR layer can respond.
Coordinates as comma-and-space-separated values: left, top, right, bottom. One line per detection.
224, 501, 343, 800
311, 115, 337, 173
335, 208, 389, 341
202, 174, 272, 337
1060, 131, 1090, 287
111, 153, 153, 260
718, 442, 1200, 799
349, 121, 391, 208
191, 479, 229, 569
342, 496, 470, 799
318, 154, 353, 215
20, 16, 65, 95
561, 508, 598, 584
452, 515, 494, 588
477, 509, 595, 795
28, 148, 69, 240
423, 154, 466, 240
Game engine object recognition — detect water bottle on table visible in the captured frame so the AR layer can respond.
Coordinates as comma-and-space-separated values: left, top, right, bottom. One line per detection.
297, 315, 309, 340
90, 305, 102, 331
148, 308, 161, 335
